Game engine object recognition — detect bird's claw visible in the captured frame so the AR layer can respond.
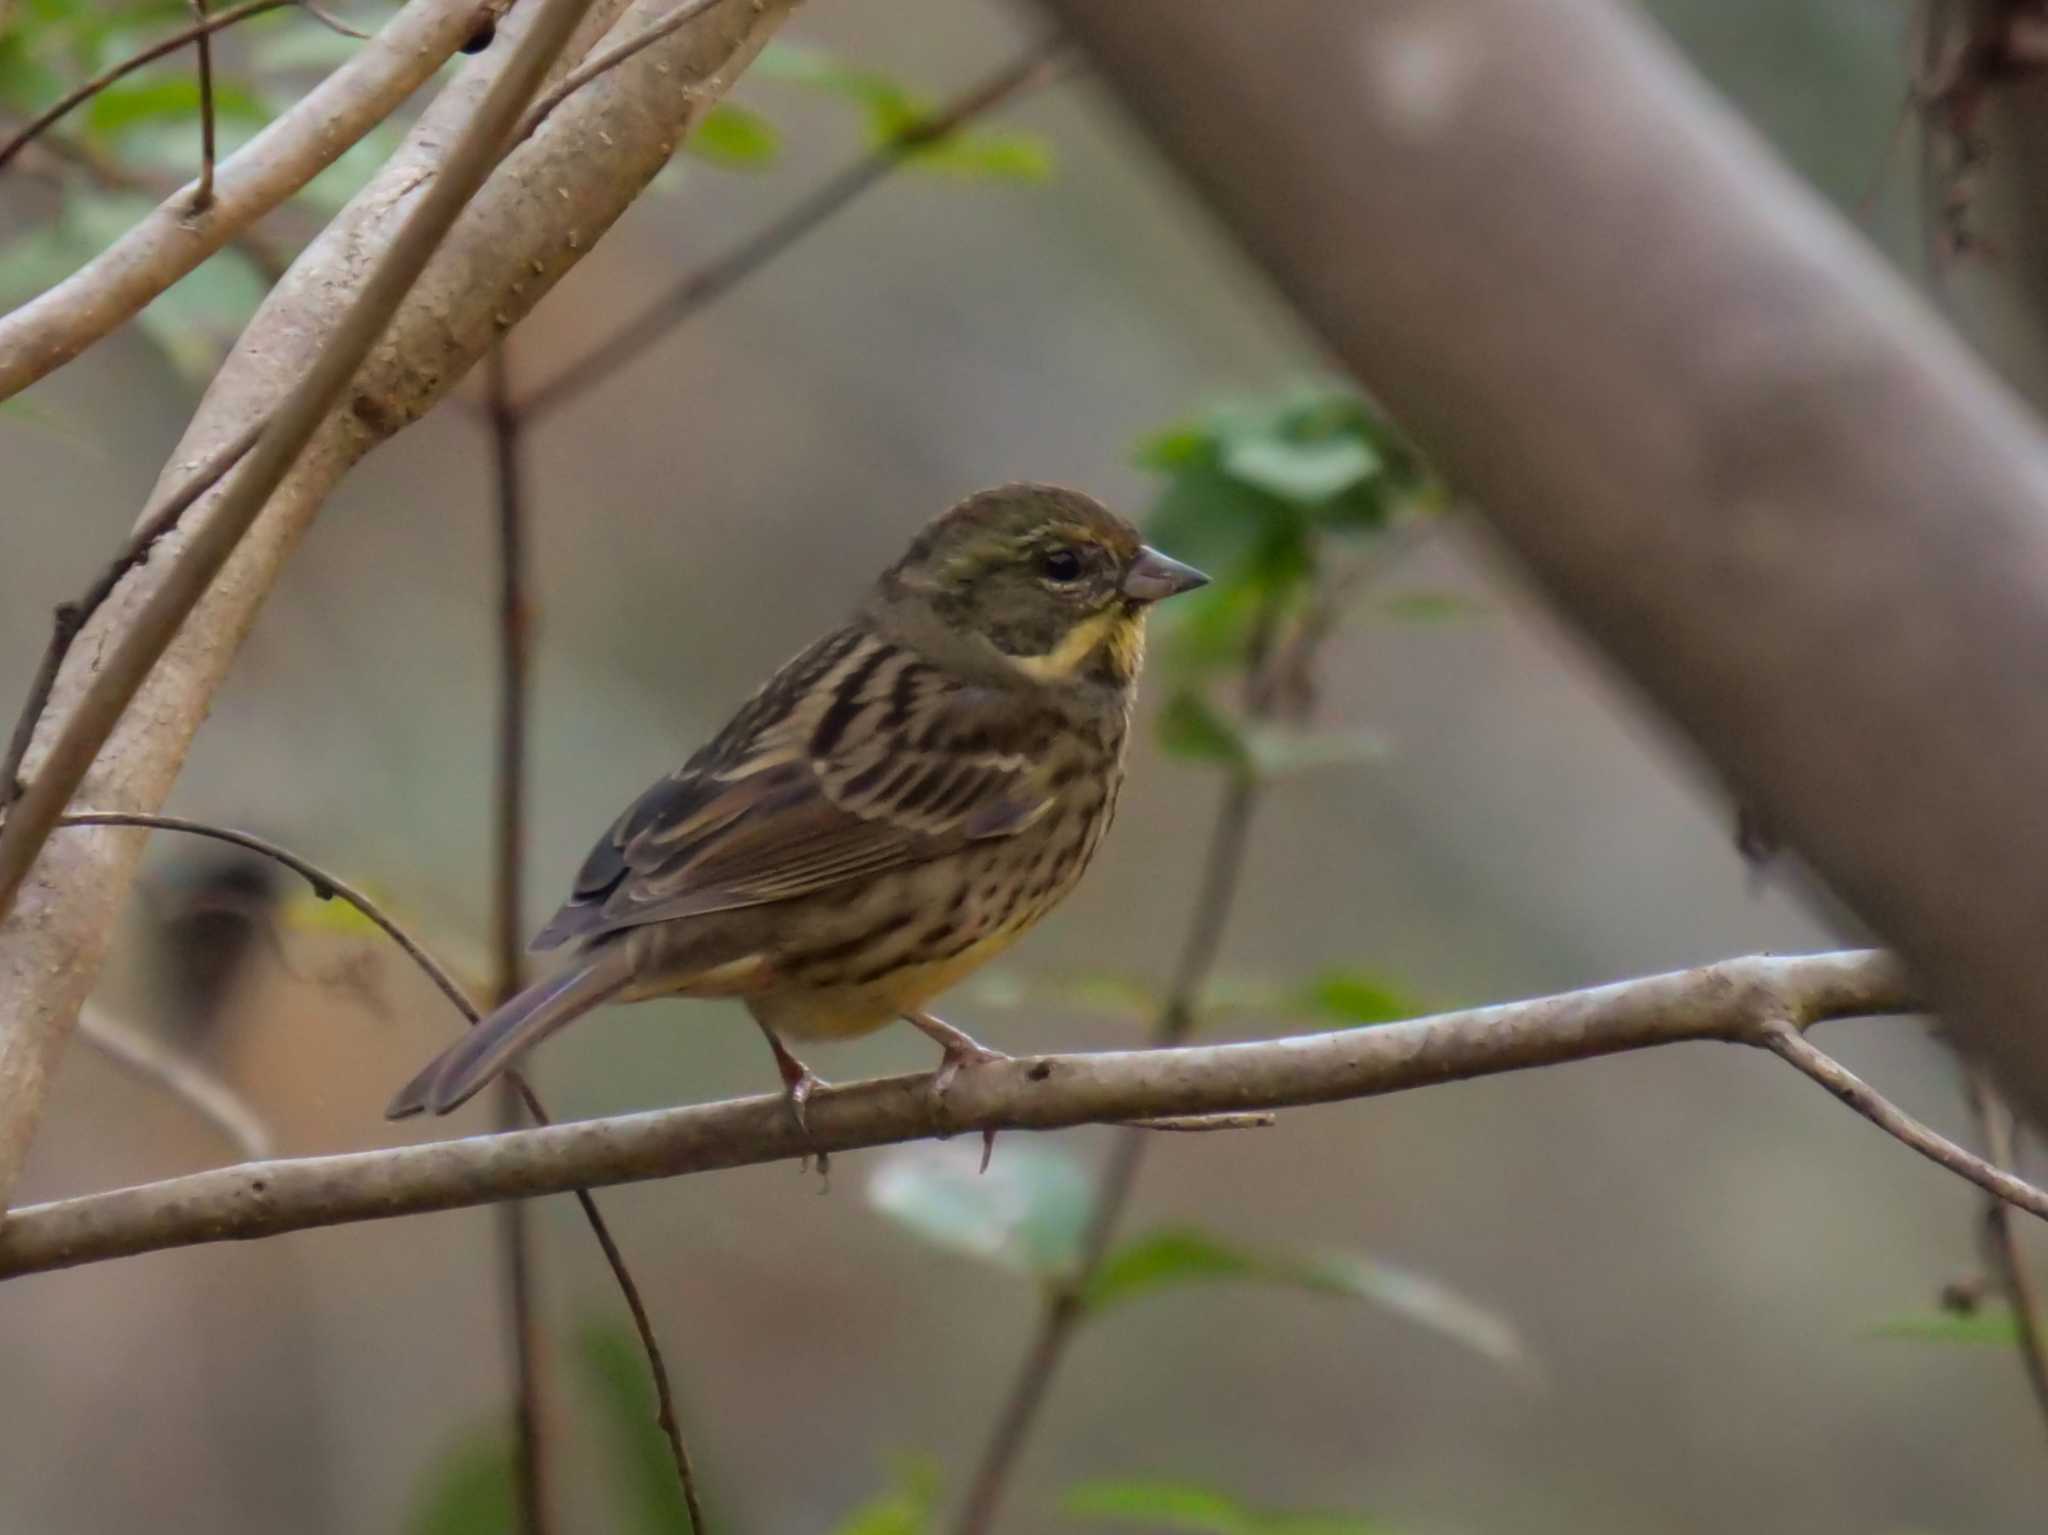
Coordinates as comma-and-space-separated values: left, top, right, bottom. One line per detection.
904, 1013, 1009, 1172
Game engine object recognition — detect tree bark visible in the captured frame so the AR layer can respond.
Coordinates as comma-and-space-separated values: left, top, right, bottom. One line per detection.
1036, 0, 2048, 1121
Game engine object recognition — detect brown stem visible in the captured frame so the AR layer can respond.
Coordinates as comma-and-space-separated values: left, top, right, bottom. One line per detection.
522, 35, 1066, 418
510, 0, 731, 148
188, 0, 218, 212
0, 0, 291, 173
485, 341, 551, 1535
1963, 1065, 2048, 1438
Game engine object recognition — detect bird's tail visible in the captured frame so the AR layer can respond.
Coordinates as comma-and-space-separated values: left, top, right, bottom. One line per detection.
384, 945, 633, 1120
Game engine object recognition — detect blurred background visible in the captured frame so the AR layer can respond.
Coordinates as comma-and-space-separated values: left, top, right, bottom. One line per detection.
3, 0, 2043, 1530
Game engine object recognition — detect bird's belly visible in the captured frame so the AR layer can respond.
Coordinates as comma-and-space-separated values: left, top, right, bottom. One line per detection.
755, 929, 1024, 1041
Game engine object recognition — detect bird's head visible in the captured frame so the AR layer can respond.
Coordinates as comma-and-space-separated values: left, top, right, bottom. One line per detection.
873, 483, 1209, 688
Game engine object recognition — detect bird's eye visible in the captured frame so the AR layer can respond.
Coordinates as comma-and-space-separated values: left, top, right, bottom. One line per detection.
1040, 546, 1084, 583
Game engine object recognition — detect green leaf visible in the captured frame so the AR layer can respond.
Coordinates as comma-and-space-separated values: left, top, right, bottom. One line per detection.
867, 1140, 1093, 1277
251, 21, 365, 74
831, 1455, 941, 1535
1867, 1309, 2025, 1346
1082, 1227, 1532, 1381
1062, 1479, 1392, 1535
1296, 971, 1421, 1026
575, 1322, 697, 1534
685, 101, 780, 168
406, 1432, 515, 1535
1221, 434, 1379, 506
897, 126, 1052, 183
1156, 688, 1248, 770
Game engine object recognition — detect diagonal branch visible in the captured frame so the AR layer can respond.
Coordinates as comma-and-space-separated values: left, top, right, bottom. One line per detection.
0, 949, 1937, 1281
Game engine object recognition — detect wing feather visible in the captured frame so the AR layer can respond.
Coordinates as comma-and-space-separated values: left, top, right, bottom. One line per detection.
531, 627, 1055, 949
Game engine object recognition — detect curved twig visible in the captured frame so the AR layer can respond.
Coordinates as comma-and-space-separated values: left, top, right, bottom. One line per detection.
510, 0, 728, 148
75, 1003, 274, 1160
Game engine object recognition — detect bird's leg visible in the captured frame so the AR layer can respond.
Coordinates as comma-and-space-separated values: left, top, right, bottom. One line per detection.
904, 1011, 1008, 1172
757, 1022, 830, 1179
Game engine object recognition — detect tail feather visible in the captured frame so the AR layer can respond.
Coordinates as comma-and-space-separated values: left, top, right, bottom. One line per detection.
385, 947, 632, 1120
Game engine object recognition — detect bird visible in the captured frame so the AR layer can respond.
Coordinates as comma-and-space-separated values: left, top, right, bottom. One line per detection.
385, 483, 1207, 1132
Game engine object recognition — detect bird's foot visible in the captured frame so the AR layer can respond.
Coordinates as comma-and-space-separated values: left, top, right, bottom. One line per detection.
904, 1012, 1008, 1172
761, 1026, 831, 1180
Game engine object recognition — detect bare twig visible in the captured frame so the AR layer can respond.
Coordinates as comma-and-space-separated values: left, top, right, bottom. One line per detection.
0, 420, 264, 814
511, 0, 729, 148
522, 34, 1067, 417
74, 1003, 274, 1159
1963, 1064, 2048, 1436
485, 342, 552, 1535
0, 949, 1939, 1281
48, 807, 704, 1519
188, 0, 219, 212
1761, 1022, 2048, 1223
0, 0, 495, 400
0, 0, 291, 174
0, 0, 595, 930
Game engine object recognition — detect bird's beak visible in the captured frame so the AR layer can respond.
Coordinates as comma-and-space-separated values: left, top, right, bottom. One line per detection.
1121, 546, 1210, 603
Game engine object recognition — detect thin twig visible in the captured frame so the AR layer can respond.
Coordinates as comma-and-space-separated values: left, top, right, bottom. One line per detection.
0, 0, 292, 174
510, 0, 730, 149
1963, 1064, 2048, 1438
0, 419, 265, 813
951, 580, 1298, 1535
0, 0, 596, 925
0, 949, 1942, 1281
48, 807, 704, 1522
522, 34, 1067, 418
486, 342, 552, 1535
189, 0, 219, 212
1762, 1022, 2048, 1223
74, 1003, 274, 1159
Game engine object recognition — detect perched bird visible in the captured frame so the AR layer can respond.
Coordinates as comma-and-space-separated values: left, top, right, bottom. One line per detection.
386, 484, 1206, 1125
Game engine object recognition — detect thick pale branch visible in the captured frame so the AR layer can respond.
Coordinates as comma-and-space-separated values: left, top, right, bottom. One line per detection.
0, 951, 1920, 1279
0, 0, 494, 401
1035, 0, 2048, 1126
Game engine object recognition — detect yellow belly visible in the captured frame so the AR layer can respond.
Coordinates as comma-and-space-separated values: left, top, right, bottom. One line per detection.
751, 929, 1023, 1041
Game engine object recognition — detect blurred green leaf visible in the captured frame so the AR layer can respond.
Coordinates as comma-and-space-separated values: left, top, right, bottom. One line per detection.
1868, 1309, 2025, 1346
406, 1432, 515, 1535
1296, 971, 1421, 1026
1063, 1479, 1392, 1534
251, 21, 365, 74
575, 1322, 696, 1534
1157, 688, 1248, 770
868, 1140, 1093, 1277
1082, 1227, 1532, 1380
685, 101, 780, 168
831, 1455, 941, 1535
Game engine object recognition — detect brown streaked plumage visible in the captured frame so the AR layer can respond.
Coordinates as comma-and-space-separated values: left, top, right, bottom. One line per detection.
386, 484, 1207, 1123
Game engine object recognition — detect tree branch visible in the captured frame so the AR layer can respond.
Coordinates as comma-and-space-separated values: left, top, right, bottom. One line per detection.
0, 950, 1932, 1280
1963, 1064, 2048, 1438
1032, 0, 2048, 1129
0, 0, 496, 401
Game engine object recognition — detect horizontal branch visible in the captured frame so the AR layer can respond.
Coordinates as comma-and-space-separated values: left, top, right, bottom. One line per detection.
0, 950, 1921, 1279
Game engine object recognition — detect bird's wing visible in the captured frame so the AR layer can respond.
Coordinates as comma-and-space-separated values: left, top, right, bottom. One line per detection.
530, 627, 1055, 949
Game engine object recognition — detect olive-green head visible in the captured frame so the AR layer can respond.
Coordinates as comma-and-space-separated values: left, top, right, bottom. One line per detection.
873, 483, 1208, 687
